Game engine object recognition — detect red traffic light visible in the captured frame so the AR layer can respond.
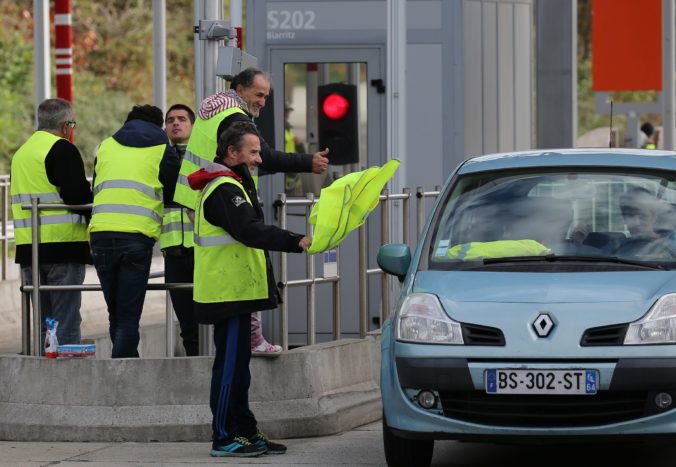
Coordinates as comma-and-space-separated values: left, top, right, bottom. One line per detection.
322, 93, 350, 120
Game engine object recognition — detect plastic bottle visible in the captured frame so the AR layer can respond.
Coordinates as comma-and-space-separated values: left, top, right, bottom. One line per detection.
44, 317, 59, 358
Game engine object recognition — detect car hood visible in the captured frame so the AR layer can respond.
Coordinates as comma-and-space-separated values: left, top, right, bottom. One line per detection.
414, 270, 676, 304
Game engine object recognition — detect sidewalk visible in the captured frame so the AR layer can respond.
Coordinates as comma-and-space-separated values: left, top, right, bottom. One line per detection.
0, 421, 387, 466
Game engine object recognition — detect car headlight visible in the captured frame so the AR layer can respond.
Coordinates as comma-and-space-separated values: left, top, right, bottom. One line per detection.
396, 293, 464, 344
625, 294, 676, 344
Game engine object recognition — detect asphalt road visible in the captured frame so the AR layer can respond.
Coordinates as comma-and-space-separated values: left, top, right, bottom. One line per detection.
2, 421, 676, 466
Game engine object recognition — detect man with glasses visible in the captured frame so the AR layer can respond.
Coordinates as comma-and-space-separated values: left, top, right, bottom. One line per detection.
10, 98, 93, 347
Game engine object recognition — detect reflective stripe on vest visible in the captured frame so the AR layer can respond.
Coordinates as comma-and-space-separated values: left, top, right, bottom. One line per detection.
89, 137, 165, 239
159, 207, 194, 249
173, 107, 247, 210
10, 131, 88, 245
193, 176, 267, 303
447, 240, 552, 260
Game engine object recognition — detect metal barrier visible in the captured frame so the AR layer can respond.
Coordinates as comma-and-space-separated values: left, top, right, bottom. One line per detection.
0, 175, 10, 280
19, 185, 441, 357
273, 186, 441, 346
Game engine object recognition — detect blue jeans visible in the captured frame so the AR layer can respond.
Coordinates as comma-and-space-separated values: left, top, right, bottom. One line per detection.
21, 263, 85, 346
91, 237, 153, 358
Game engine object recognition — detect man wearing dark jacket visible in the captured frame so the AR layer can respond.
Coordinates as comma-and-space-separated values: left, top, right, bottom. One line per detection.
10, 97, 92, 346
89, 105, 180, 358
189, 121, 311, 458
171, 67, 329, 355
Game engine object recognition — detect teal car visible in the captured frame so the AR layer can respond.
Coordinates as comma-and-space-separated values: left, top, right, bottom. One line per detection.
378, 149, 676, 467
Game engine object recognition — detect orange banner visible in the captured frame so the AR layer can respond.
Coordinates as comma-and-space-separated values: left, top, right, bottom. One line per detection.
592, 0, 662, 91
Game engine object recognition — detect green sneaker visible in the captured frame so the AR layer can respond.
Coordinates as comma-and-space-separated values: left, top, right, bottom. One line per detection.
249, 430, 287, 455
210, 436, 268, 457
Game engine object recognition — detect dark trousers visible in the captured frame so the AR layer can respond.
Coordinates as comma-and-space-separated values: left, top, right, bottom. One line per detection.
164, 248, 199, 356
91, 237, 153, 358
211, 313, 257, 445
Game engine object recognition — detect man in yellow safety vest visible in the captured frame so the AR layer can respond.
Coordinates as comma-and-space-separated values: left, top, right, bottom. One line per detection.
189, 121, 311, 458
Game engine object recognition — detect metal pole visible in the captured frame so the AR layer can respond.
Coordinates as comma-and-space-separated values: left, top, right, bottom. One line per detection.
165, 292, 174, 357
1, 178, 7, 280
664, 0, 675, 150
416, 187, 425, 241
332, 247, 341, 340
54, 0, 73, 105
193, 1, 204, 107
21, 280, 30, 355
152, 0, 167, 112
306, 193, 316, 345
33, 0, 50, 110
279, 194, 289, 350
402, 187, 410, 246
358, 224, 368, 338
386, 0, 407, 195
30, 197, 41, 356
381, 190, 391, 322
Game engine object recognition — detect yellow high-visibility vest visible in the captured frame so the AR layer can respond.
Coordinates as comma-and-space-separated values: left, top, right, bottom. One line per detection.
89, 137, 165, 239
10, 131, 88, 245
447, 240, 552, 260
307, 159, 400, 254
193, 176, 267, 303
173, 107, 247, 211
159, 207, 194, 249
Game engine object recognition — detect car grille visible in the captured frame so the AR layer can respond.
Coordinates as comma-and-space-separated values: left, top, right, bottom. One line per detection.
461, 323, 505, 346
438, 391, 647, 427
580, 323, 629, 346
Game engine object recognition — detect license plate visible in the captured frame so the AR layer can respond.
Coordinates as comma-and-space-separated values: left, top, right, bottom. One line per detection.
485, 369, 598, 395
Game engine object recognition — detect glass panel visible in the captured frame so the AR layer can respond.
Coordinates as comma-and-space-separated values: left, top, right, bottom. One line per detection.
282, 62, 368, 196
429, 169, 676, 268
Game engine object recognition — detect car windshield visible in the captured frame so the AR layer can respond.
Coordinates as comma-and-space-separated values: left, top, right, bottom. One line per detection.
428, 168, 676, 270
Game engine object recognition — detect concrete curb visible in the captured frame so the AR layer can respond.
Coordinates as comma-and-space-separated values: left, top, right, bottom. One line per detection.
0, 336, 382, 441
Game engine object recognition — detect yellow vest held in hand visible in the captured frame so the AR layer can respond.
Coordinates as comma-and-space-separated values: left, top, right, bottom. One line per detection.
307, 159, 400, 254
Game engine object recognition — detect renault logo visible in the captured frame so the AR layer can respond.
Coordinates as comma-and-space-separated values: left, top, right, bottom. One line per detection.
532, 313, 555, 337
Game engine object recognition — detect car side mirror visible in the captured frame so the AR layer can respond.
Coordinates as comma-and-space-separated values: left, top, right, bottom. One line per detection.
377, 243, 411, 282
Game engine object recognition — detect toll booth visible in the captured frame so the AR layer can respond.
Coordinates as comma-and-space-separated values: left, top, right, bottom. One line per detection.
245, 0, 536, 345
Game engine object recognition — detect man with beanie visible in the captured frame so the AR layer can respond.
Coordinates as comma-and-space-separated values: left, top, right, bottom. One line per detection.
90, 104, 180, 358
188, 121, 311, 457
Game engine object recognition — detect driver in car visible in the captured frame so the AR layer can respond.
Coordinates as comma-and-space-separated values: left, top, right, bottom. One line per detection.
615, 187, 673, 258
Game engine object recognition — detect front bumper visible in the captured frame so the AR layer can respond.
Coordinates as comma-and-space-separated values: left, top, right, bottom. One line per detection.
383, 356, 676, 439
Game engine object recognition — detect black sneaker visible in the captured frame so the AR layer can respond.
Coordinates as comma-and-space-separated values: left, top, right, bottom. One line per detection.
210, 436, 268, 457
249, 430, 287, 455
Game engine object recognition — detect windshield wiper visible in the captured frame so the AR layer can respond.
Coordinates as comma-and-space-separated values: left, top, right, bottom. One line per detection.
482, 254, 667, 270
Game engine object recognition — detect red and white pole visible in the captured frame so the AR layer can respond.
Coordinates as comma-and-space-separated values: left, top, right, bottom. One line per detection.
54, 0, 73, 103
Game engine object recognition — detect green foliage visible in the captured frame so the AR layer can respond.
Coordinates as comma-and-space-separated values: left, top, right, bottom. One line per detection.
0, 7, 34, 172
72, 70, 134, 174
0, 0, 197, 173
577, 59, 626, 139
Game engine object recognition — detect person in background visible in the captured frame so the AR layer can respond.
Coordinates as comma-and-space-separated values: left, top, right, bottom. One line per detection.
283, 101, 304, 196
89, 105, 180, 358
172, 67, 330, 354
189, 121, 311, 457
10, 97, 92, 346
162, 104, 199, 356
640, 122, 658, 149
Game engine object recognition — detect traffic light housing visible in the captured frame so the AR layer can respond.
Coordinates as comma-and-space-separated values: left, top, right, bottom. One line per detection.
318, 83, 359, 165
